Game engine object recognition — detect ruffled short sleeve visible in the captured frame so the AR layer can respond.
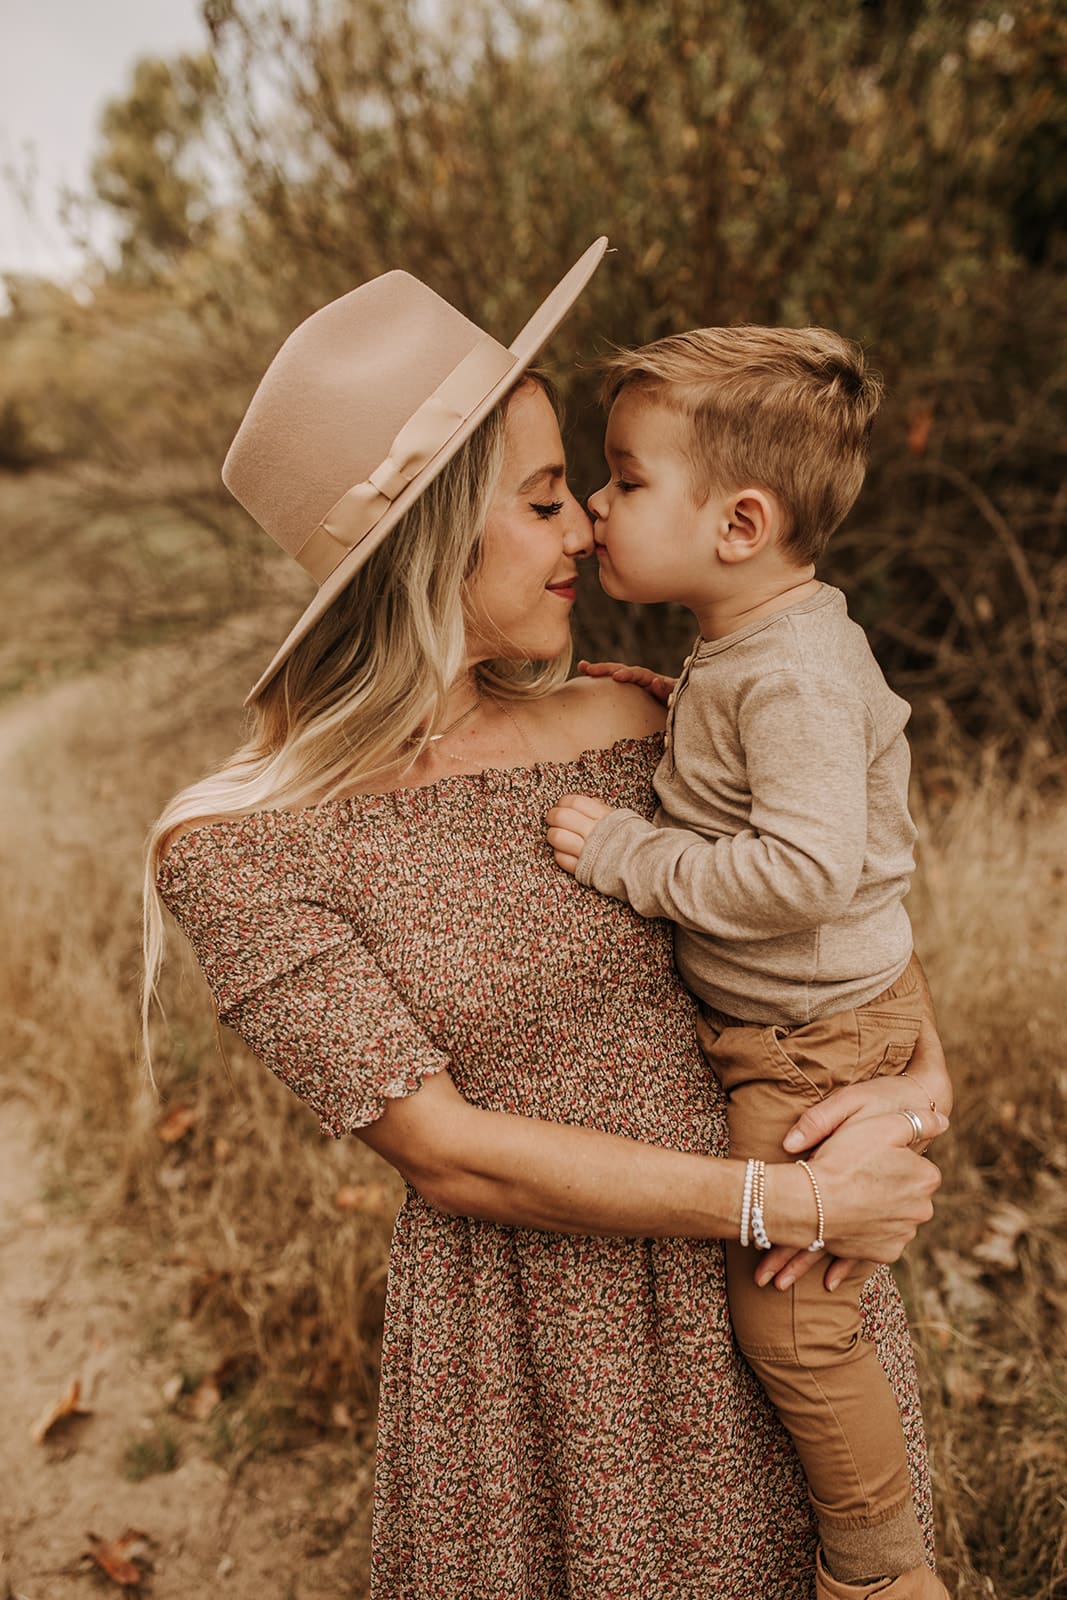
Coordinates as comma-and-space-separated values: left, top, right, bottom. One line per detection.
156, 812, 450, 1136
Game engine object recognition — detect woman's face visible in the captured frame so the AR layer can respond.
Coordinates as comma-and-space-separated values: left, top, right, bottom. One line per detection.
465, 382, 593, 663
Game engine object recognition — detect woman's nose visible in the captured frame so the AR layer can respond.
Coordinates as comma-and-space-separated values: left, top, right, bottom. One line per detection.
563, 490, 594, 556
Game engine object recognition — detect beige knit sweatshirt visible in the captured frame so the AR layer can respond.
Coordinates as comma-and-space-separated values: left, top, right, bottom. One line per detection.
576, 586, 917, 1024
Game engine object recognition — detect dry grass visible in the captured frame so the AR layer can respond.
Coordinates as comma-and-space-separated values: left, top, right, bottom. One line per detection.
904, 763, 1067, 1599
2, 642, 1065, 1597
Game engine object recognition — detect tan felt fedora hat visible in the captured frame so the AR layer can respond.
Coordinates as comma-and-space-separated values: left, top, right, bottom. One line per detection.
223, 237, 609, 702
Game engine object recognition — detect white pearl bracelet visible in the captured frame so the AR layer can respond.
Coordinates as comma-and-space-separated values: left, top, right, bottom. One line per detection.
740, 1158, 773, 1250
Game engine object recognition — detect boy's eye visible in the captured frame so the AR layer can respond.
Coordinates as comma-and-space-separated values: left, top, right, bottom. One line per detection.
531, 500, 564, 519
614, 479, 639, 494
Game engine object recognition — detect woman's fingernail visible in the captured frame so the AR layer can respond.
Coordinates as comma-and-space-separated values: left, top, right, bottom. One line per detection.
783, 1131, 803, 1151
935, 1111, 950, 1132
777, 1274, 794, 1290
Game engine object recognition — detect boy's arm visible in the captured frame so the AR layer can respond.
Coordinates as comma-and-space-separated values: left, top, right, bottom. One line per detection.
547, 673, 874, 940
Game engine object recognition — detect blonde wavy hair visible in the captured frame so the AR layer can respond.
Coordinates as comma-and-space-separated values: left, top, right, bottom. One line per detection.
143, 375, 569, 1066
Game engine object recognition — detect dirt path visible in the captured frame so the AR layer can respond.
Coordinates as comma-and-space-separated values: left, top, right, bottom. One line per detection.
0, 679, 371, 1598
0, 1094, 372, 1598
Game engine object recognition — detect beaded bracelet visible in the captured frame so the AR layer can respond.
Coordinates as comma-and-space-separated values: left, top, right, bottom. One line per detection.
796, 1160, 826, 1253
749, 1160, 772, 1251
739, 1158, 756, 1248
741, 1158, 825, 1254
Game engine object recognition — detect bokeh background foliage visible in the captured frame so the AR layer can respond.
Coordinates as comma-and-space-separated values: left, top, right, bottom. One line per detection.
3, 0, 1065, 754
1, 3, 1065, 1596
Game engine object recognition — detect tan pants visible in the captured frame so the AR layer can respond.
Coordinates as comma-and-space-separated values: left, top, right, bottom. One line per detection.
697, 958, 933, 1587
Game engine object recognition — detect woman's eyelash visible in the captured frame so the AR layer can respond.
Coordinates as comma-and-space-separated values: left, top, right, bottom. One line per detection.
531, 500, 564, 519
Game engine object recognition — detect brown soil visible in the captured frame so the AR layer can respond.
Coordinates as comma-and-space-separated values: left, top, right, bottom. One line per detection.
0, 1096, 372, 1599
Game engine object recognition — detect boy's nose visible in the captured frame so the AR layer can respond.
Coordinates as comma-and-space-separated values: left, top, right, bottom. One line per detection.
587, 483, 608, 522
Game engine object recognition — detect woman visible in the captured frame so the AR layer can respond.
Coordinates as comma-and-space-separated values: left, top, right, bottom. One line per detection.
146, 240, 951, 1599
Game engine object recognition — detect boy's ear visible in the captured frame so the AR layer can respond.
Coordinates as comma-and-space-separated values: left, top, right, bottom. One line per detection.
716, 488, 777, 565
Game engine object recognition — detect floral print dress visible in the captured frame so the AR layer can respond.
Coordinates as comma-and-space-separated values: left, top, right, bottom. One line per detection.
157, 735, 933, 1599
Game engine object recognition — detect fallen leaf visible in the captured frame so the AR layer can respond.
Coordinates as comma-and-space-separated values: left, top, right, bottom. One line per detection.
334, 1181, 392, 1214
972, 1203, 1029, 1272
85, 1530, 152, 1587
930, 1247, 997, 1322
31, 1377, 92, 1443
157, 1104, 198, 1143
331, 1401, 355, 1429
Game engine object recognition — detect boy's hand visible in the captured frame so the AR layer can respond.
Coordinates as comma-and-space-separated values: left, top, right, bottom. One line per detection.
545, 793, 612, 874
578, 659, 677, 707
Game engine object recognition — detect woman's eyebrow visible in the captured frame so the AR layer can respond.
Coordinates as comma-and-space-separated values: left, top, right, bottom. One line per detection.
516, 463, 565, 495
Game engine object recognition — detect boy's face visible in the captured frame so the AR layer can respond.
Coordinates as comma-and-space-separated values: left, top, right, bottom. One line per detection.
587, 390, 724, 608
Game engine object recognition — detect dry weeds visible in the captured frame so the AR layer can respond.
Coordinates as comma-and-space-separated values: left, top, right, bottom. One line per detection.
2, 644, 1064, 1598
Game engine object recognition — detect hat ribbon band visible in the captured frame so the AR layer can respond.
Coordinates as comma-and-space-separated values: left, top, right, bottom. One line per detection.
294, 335, 518, 585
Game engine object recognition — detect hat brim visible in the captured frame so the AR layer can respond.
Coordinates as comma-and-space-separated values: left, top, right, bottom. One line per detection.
244, 237, 609, 704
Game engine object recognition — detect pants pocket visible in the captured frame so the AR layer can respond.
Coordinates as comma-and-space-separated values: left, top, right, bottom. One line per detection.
857, 1011, 921, 1079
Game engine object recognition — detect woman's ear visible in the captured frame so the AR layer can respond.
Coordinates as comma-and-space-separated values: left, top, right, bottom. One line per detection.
716, 488, 777, 565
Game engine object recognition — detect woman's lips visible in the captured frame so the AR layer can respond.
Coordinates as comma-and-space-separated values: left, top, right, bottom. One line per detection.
546, 579, 578, 600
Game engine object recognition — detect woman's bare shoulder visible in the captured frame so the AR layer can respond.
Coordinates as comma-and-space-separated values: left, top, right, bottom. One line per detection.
530, 673, 666, 759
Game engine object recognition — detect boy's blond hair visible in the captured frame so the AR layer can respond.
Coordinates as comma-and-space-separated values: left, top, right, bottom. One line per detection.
600, 326, 883, 565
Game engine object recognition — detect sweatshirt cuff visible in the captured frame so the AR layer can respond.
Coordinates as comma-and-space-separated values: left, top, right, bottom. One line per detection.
575, 807, 650, 894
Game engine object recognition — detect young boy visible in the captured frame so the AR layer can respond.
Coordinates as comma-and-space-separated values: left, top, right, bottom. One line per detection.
545, 326, 950, 1600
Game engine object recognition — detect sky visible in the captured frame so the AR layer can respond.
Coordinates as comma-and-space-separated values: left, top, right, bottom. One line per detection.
0, 0, 208, 280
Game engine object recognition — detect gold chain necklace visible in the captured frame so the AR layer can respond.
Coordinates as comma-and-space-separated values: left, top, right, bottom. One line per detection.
485, 692, 542, 765
426, 693, 482, 744
404, 690, 482, 752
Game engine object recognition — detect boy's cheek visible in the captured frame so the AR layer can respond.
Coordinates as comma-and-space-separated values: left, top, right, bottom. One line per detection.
595, 561, 628, 600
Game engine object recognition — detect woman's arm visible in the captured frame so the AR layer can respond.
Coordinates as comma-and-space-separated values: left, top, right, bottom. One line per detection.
359, 1068, 947, 1262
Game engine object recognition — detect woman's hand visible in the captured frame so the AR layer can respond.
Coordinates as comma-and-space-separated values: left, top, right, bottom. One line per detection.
578, 659, 677, 707
761, 1104, 949, 1291
761, 957, 953, 1290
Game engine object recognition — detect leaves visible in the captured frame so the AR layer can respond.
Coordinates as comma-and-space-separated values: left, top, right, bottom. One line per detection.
156, 1103, 198, 1143
84, 1530, 153, 1588
20, 0, 1056, 755
906, 404, 934, 457
972, 1203, 1030, 1273
30, 1377, 92, 1444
